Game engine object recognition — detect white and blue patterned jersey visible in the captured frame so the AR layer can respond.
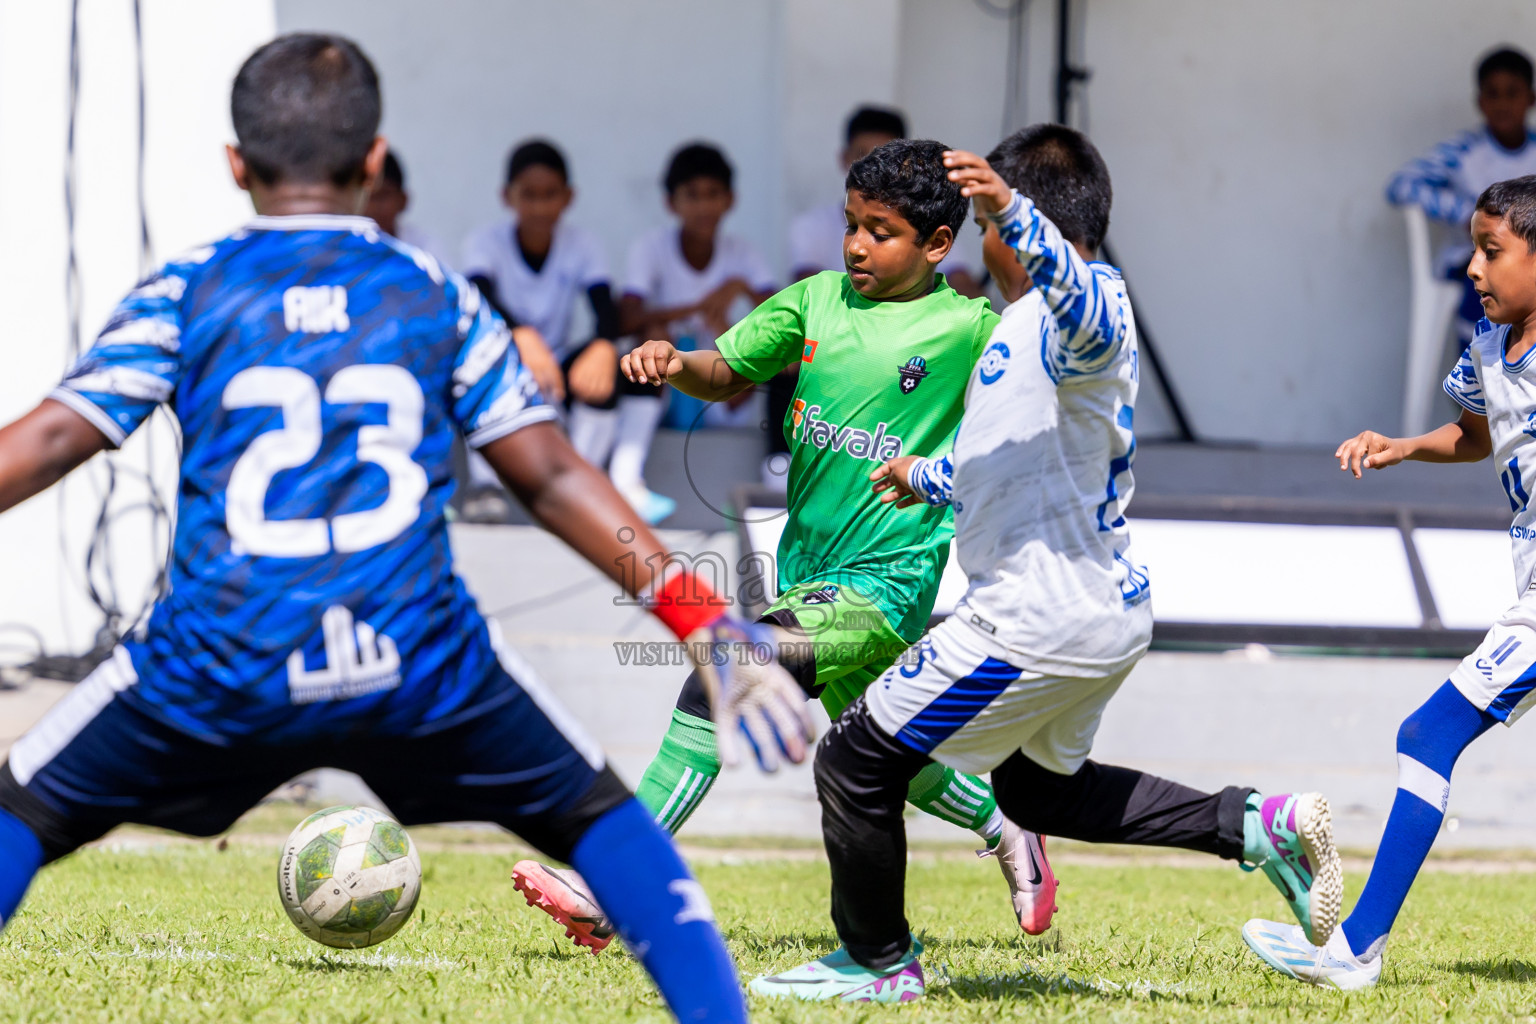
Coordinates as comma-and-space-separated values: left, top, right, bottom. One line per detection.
1387, 128, 1536, 272
52, 214, 555, 740
1444, 317, 1536, 594
906, 191, 1151, 674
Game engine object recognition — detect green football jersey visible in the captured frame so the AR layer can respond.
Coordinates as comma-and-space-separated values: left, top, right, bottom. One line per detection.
718, 271, 997, 641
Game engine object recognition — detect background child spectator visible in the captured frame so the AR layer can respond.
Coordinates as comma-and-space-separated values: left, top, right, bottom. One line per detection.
365, 150, 449, 265
618, 142, 776, 523
460, 141, 623, 520
1388, 46, 1536, 347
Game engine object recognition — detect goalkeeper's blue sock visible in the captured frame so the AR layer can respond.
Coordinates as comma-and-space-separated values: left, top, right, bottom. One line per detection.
1340, 682, 1496, 960
572, 798, 745, 1023
0, 806, 42, 925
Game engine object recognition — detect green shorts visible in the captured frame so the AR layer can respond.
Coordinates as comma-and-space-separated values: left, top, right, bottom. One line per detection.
766, 579, 914, 718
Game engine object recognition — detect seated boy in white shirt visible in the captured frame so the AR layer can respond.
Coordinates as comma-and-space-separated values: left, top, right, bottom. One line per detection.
460, 141, 628, 519
617, 143, 776, 522
365, 149, 448, 265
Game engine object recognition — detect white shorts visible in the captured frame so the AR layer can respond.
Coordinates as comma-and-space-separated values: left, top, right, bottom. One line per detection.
864, 616, 1136, 776
1450, 595, 1536, 725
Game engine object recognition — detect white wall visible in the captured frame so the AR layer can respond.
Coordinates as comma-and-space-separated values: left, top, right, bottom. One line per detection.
275, 0, 792, 285
898, 0, 1536, 444
0, 0, 274, 654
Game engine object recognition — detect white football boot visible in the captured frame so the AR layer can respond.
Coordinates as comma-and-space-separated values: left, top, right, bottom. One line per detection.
1242, 919, 1382, 990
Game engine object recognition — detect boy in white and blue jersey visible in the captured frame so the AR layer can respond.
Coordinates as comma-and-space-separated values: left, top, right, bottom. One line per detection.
1387, 47, 1536, 346
751, 125, 1342, 1004
0, 35, 815, 1024
1244, 175, 1536, 990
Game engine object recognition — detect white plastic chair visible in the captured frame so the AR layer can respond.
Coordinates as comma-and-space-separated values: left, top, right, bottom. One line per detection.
1401, 205, 1464, 436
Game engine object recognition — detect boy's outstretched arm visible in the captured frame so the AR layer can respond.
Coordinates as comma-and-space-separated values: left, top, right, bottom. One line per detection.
945, 149, 1127, 377
0, 400, 110, 513
481, 421, 814, 769
620, 340, 755, 402
1335, 408, 1492, 478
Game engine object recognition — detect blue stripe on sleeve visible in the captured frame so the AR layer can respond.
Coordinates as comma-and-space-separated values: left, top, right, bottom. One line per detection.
990, 190, 1129, 380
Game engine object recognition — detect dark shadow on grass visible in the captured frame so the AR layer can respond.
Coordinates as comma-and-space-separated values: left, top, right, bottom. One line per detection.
1448, 958, 1536, 982
738, 931, 1189, 1005
732, 932, 842, 955
282, 958, 396, 973
937, 968, 1191, 1005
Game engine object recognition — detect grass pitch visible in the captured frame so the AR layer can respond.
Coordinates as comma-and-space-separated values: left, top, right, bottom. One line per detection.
4, 819, 1536, 1022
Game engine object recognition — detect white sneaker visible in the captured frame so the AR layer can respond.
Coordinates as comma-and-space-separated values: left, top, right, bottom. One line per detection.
1242, 919, 1382, 990
979, 818, 1058, 935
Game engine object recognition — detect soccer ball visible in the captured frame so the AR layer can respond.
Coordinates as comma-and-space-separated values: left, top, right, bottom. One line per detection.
277, 805, 422, 949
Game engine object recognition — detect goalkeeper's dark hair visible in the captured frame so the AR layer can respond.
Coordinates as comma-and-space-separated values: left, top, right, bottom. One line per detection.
987, 123, 1112, 251
231, 33, 381, 187
1476, 176, 1536, 252
844, 139, 967, 242
1478, 46, 1534, 89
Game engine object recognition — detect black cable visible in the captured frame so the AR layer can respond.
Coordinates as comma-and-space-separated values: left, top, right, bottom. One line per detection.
30, 0, 174, 682
131, 0, 152, 277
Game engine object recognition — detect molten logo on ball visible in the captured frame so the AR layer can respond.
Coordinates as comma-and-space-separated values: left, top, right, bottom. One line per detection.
277, 805, 422, 949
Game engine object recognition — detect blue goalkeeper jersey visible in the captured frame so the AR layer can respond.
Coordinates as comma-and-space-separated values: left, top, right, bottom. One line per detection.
52, 214, 555, 741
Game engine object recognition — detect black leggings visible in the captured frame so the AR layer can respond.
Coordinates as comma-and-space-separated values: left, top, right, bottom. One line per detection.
815, 696, 1251, 968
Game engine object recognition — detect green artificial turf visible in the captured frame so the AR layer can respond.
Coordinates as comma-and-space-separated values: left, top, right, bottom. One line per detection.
4, 826, 1536, 1022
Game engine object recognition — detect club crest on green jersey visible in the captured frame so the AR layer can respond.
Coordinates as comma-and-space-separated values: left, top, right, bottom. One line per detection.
897, 356, 930, 394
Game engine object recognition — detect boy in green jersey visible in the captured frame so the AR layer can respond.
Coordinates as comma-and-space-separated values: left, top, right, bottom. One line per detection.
512, 140, 1057, 951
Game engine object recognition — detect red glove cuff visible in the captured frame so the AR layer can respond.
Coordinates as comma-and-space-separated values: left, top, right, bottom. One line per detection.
647, 569, 729, 640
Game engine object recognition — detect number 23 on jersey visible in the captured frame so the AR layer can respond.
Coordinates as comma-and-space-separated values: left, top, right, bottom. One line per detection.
222, 364, 427, 558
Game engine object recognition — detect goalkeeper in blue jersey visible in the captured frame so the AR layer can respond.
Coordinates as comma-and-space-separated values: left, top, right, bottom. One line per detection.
0, 35, 811, 1024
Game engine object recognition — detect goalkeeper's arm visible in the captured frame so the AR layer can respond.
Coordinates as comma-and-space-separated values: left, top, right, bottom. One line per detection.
482, 421, 814, 770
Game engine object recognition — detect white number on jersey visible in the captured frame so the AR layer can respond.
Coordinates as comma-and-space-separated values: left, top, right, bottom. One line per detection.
222, 365, 427, 557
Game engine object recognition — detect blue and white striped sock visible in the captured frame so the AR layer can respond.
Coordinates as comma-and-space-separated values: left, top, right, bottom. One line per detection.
1340, 682, 1496, 960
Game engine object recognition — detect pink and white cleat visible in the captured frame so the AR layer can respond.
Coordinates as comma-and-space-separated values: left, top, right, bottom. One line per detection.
511, 860, 615, 953
981, 818, 1059, 935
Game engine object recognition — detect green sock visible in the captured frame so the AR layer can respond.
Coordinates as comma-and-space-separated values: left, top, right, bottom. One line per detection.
906, 763, 1004, 845
635, 709, 722, 835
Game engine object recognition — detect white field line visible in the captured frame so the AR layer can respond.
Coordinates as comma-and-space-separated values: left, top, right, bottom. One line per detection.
82, 832, 1536, 874
24, 942, 460, 970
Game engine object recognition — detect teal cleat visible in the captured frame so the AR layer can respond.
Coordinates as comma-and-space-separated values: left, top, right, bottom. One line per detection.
1242, 919, 1381, 990
749, 940, 925, 1003
1243, 792, 1344, 945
